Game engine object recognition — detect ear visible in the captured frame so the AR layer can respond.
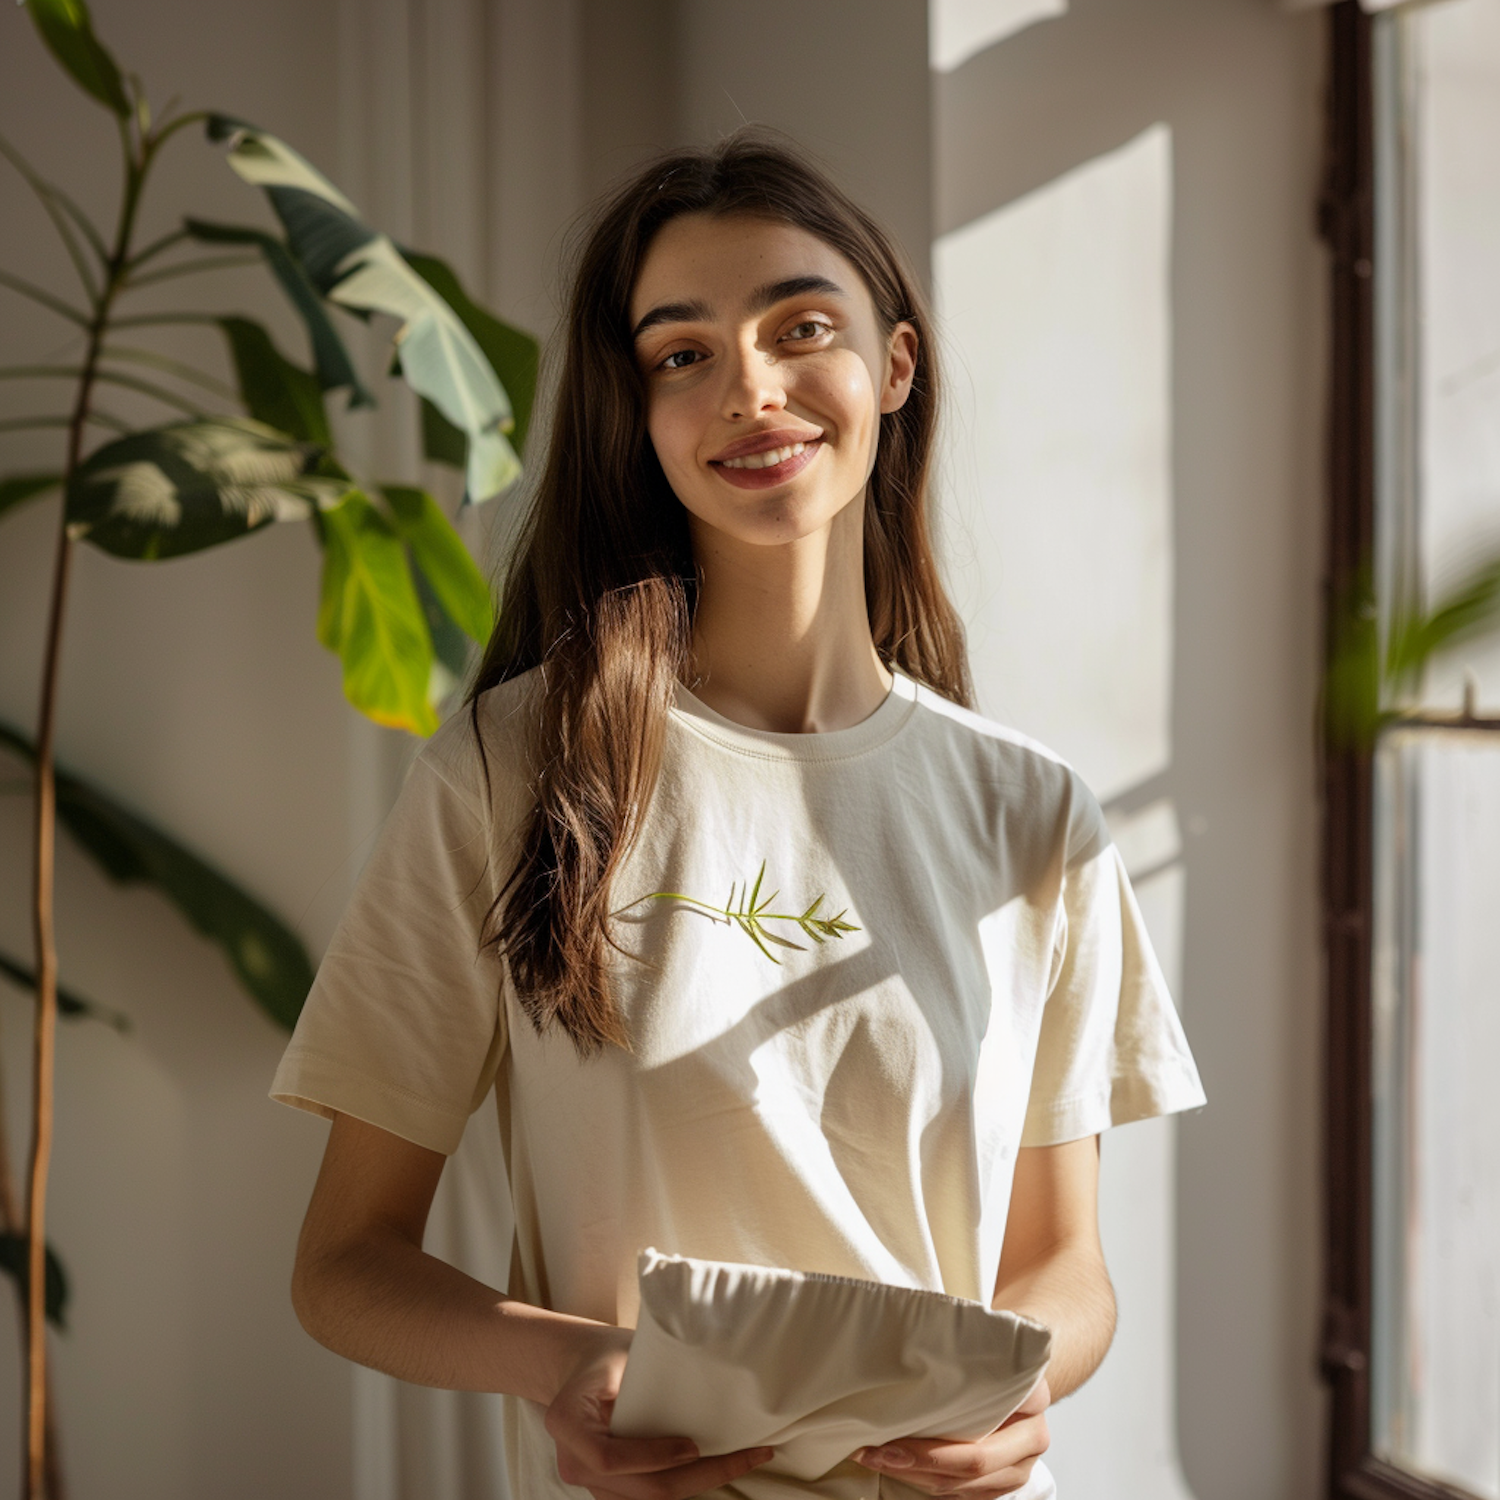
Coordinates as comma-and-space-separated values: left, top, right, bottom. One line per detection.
880, 321, 919, 415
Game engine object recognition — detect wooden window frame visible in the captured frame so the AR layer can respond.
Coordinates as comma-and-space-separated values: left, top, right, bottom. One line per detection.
1319, 5, 1492, 1498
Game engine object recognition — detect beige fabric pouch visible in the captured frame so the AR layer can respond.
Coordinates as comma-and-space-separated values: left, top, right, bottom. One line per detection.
610, 1249, 1054, 1499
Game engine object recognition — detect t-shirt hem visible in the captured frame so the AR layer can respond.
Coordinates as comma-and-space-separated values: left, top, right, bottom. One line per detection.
1019, 1065, 1207, 1148
269, 1045, 470, 1156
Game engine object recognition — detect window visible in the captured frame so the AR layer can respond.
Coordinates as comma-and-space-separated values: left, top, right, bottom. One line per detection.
1322, 4, 1500, 1497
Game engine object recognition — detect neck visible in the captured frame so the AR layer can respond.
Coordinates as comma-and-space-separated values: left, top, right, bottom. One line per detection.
686, 495, 892, 733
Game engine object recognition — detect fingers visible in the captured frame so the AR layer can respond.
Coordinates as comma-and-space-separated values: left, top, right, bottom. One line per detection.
856, 1410, 1050, 1497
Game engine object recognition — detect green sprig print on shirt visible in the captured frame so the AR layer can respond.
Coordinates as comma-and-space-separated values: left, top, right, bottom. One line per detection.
634, 860, 860, 965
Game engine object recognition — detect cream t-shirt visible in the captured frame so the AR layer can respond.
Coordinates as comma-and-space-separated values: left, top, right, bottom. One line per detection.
272, 667, 1206, 1498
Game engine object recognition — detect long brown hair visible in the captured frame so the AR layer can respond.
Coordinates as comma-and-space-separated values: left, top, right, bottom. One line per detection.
471, 128, 972, 1055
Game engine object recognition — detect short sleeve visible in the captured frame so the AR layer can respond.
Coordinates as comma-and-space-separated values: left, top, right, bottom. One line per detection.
270, 719, 512, 1155
1020, 792, 1206, 1148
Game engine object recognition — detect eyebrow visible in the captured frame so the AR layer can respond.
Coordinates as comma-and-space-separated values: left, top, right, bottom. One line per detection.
631, 274, 848, 341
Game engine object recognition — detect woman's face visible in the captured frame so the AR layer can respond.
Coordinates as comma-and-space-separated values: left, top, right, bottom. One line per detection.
629, 213, 917, 552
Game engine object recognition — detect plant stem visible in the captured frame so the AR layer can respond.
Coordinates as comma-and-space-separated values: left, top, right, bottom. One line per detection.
0, 1054, 65, 1500
25, 102, 151, 1500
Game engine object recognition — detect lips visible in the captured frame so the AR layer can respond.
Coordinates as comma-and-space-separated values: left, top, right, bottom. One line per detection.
709, 427, 824, 462
709, 438, 822, 490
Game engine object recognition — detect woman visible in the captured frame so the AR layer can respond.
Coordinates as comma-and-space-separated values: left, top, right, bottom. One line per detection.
273, 130, 1205, 1500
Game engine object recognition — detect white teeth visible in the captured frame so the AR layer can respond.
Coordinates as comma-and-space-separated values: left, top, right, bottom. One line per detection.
721, 440, 811, 470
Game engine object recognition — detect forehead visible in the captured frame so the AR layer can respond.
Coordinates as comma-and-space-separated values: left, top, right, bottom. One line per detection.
629, 213, 871, 324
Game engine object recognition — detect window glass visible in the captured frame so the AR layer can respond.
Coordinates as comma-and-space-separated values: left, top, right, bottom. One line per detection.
1372, 733, 1500, 1498
1370, 4, 1500, 1495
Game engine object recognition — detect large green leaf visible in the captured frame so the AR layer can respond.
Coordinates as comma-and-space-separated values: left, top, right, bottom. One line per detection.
65, 418, 345, 559
402, 252, 539, 458
184, 219, 372, 408
331, 237, 520, 502
318, 491, 438, 735
382, 486, 493, 644
1, 473, 61, 524
207, 118, 521, 502
0, 723, 315, 1031
0, 950, 130, 1032
24, 0, 128, 117
0, 1233, 69, 1331
217, 317, 330, 446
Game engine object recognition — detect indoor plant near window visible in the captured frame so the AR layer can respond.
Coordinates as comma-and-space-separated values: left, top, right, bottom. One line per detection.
1, 3, 537, 1493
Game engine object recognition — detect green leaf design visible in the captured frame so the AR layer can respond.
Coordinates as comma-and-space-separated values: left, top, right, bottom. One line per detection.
317, 490, 439, 736
1, 473, 62, 525
402, 252, 539, 458
381, 486, 493, 644
0, 950, 131, 1033
629, 861, 861, 965
217, 317, 331, 446
65, 418, 345, 559
206, 119, 521, 501
0, 723, 316, 1031
24, 0, 129, 117
183, 218, 373, 408
0, 1232, 70, 1331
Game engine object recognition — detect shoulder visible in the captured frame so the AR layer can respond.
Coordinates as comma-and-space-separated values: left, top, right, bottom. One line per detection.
409, 668, 540, 825
900, 677, 1110, 868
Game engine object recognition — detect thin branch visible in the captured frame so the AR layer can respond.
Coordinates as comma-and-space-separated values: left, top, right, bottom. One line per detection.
144, 109, 209, 154
85, 410, 132, 435
122, 253, 261, 291
92, 370, 208, 417
0, 131, 104, 305
0, 411, 130, 436
108, 312, 222, 330
0, 272, 90, 329
0, 365, 208, 417
122, 226, 188, 273
102, 345, 240, 401
25, 85, 155, 1500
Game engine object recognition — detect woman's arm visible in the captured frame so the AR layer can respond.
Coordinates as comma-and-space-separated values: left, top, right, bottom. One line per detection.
293, 1112, 773, 1500
292, 1110, 598, 1400
855, 1135, 1113, 1498
989, 1133, 1116, 1398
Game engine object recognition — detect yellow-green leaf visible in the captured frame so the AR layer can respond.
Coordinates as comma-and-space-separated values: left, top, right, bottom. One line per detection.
382, 486, 493, 644
318, 492, 438, 736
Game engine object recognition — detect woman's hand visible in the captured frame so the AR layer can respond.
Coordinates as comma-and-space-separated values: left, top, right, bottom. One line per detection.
853, 1376, 1051, 1498
544, 1327, 776, 1500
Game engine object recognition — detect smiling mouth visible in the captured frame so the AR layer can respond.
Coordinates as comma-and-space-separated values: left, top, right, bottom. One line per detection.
718, 440, 813, 470
709, 438, 823, 489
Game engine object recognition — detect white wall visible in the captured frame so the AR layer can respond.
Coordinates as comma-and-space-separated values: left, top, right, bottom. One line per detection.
935, 3, 1329, 1495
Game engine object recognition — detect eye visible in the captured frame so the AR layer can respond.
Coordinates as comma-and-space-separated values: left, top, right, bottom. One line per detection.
657, 348, 703, 371
781, 318, 831, 343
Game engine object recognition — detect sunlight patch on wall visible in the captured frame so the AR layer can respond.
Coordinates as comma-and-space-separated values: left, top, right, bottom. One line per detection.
929, 0, 1067, 72
934, 123, 1174, 803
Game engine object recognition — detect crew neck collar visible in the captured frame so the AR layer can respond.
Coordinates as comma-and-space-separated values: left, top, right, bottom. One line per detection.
670, 670, 919, 762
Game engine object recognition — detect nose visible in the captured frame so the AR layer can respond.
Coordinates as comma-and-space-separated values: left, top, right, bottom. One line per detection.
719, 333, 786, 421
